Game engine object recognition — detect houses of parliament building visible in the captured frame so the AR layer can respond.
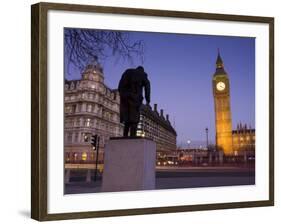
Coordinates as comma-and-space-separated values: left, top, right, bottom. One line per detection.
64, 60, 177, 163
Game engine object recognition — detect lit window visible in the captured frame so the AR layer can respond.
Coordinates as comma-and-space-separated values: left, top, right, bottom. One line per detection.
82, 133, 89, 142
66, 153, 70, 161
90, 152, 95, 160
136, 130, 145, 137
82, 152, 87, 161
65, 106, 71, 113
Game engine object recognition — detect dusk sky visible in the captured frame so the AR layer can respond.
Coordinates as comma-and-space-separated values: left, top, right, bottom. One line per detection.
65, 29, 255, 148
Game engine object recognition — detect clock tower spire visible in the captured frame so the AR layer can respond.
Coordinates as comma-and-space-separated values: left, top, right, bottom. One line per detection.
216, 48, 223, 68
213, 50, 233, 155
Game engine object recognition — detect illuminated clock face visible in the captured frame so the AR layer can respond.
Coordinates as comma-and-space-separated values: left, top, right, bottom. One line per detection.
216, 81, 226, 91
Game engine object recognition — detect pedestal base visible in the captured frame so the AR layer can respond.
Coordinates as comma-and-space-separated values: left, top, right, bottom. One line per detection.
101, 138, 156, 192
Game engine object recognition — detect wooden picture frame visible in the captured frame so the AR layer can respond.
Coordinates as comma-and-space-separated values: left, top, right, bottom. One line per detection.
31, 2, 274, 221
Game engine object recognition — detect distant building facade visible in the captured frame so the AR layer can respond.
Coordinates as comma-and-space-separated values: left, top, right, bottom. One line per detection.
64, 61, 123, 163
137, 104, 177, 155
178, 148, 224, 165
232, 123, 255, 155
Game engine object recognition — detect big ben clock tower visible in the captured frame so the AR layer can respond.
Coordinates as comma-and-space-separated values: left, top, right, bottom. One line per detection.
213, 51, 233, 155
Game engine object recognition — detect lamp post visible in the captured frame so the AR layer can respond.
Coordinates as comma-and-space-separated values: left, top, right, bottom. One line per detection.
205, 127, 209, 150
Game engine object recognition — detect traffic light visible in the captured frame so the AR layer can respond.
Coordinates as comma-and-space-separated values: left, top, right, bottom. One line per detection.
91, 134, 98, 150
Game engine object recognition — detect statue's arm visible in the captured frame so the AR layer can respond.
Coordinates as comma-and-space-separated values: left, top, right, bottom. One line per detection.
118, 72, 128, 94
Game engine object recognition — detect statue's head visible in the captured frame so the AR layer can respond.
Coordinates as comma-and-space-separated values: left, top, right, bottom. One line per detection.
136, 66, 144, 73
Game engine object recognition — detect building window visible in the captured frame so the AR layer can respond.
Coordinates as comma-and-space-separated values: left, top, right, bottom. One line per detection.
82, 152, 87, 161
82, 133, 89, 142
77, 104, 82, 112
72, 119, 77, 127
65, 106, 71, 113
72, 105, 76, 113
74, 133, 79, 142
67, 133, 72, 143
87, 104, 92, 112
73, 153, 78, 161
90, 152, 95, 161
70, 83, 75, 90
76, 82, 80, 89
79, 118, 83, 126
65, 152, 70, 162
85, 118, 91, 127
65, 120, 70, 128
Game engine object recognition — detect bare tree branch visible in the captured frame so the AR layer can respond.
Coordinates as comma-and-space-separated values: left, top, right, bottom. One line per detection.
64, 28, 145, 76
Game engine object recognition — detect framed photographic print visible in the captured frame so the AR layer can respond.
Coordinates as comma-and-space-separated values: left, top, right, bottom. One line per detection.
31, 2, 274, 221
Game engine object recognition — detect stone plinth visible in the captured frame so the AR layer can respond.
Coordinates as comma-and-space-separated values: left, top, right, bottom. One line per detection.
101, 137, 156, 192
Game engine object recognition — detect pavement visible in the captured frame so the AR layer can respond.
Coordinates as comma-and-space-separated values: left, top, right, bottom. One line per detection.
65, 166, 255, 194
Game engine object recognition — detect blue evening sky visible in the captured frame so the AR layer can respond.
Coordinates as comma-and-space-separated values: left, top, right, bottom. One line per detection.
65, 29, 255, 147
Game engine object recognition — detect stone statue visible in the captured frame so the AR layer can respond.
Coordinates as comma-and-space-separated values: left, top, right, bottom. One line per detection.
118, 66, 151, 137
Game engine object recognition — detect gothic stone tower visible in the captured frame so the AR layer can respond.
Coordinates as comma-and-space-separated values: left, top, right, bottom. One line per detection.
213, 51, 233, 155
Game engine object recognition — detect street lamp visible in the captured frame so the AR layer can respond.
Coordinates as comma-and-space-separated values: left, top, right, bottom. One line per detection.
205, 127, 209, 150
187, 140, 191, 149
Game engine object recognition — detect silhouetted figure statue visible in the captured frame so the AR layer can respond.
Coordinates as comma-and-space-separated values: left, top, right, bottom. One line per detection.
118, 66, 151, 137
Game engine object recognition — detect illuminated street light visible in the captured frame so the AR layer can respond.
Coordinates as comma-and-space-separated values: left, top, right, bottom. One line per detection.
187, 140, 191, 149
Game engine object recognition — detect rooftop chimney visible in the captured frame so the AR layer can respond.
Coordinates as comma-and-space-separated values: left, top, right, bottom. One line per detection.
160, 109, 164, 117
154, 104, 158, 112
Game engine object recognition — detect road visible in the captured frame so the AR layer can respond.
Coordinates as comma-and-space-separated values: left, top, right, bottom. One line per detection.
65, 166, 255, 194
